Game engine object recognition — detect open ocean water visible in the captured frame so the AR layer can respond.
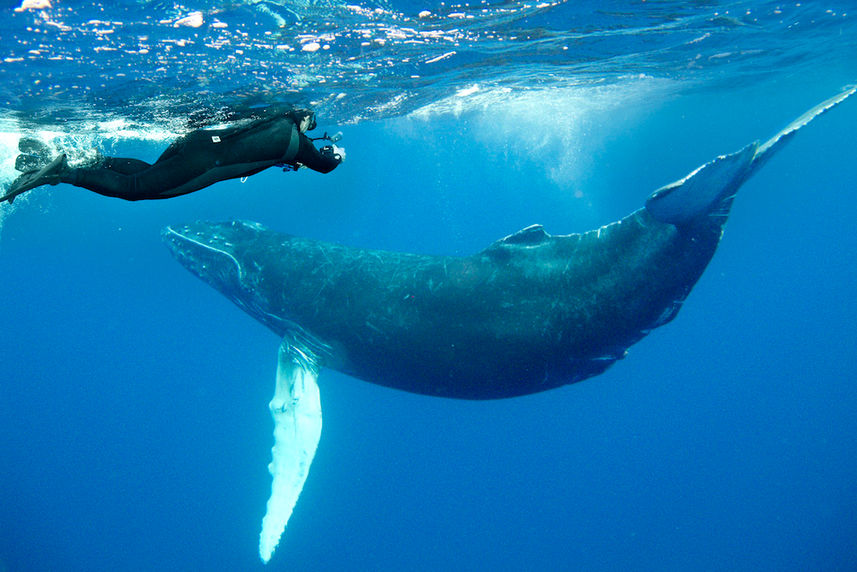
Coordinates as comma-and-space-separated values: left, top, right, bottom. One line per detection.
2, 1, 857, 570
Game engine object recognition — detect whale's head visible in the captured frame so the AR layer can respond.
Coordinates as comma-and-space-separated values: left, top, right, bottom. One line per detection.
162, 220, 286, 333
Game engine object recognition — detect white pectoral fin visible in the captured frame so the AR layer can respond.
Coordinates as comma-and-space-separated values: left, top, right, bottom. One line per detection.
645, 86, 856, 227
259, 338, 323, 564
750, 85, 856, 174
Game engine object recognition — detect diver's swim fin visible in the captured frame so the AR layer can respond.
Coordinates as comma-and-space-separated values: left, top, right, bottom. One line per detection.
15, 153, 48, 173
1, 153, 67, 204
15, 137, 53, 172
18, 137, 51, 156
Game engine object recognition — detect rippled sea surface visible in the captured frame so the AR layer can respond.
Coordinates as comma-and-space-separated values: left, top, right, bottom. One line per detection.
2, 1, 857, 571
2, 0, 856, 126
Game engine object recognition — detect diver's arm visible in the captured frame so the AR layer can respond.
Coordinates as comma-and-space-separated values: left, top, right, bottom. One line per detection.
293, 133, 342, 174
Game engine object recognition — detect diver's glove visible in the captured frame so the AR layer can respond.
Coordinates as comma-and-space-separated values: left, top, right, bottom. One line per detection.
332, 144, 345, 163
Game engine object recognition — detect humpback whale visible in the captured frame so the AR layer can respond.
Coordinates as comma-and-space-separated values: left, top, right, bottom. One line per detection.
162, 88, 854, 563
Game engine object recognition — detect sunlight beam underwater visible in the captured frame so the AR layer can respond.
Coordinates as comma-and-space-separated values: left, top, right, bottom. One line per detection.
162, 87, 854, 563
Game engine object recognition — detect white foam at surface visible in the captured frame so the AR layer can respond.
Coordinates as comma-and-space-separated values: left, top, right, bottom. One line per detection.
0, 130, 27, 234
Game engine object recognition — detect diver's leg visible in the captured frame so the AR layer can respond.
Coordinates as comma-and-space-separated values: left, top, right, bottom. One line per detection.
132, 154, 276, 198
73, 149, 242, 200
67, 148, 246, 200
98, 157, 152, 175
65, 132, 221, 199
60, 157, 155, 200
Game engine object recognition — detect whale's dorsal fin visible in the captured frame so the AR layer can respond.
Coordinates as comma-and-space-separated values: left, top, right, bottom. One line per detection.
488, 224, 549, 248
259, 337, 323, 564
481, 225, 551, 261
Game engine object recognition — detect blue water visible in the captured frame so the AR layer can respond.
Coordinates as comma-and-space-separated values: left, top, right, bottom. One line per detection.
2, 1, 857, 570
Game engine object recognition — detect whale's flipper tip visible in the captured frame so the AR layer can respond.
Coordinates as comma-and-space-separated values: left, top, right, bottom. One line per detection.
645, 86, 855, 226
751, 85, 856, 173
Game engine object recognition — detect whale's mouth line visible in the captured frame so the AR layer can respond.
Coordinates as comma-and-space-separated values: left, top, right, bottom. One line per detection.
165, 226, 245, 282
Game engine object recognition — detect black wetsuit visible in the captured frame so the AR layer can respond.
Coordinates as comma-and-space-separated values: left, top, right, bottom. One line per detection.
59, 112, 340, 201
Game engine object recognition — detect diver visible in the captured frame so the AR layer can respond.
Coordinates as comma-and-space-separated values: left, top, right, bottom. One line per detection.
1, 107, 345, 204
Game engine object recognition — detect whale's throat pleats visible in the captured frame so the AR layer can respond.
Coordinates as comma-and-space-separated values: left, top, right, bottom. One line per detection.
258, 337, 323, 564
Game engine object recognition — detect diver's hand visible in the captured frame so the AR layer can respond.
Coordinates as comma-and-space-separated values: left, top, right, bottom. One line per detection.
321, 144, 345, 164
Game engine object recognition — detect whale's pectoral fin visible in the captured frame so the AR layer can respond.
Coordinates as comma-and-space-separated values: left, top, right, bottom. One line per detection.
750, 85, 856, 174
645, 142, 757, 226
646, 86, 856, 226
259, 337, 323, 564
